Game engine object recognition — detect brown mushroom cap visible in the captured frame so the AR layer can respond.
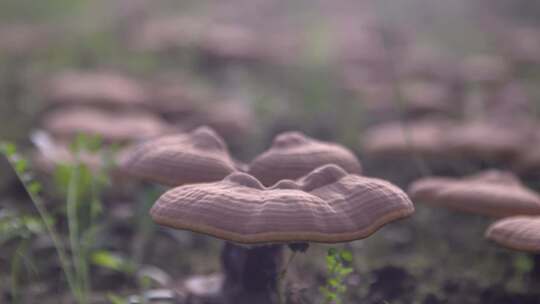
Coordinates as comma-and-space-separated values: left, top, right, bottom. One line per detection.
461, 54, 510, 84
400, 81, 451, 115
445, 122, 525, 161
181, 101, 254, 141
0, 23, 53, 54
151, 164, 414, 244
513, 146, 540, 175
485, 216, 540, 253
199, 24, 262, 61
132, 17, 205, 52
409, 170, 540, 217
42, 107, 169, 143
119, 126, 236, 186
362, 119, 451, 157
44, 71, 147, 109
248, 132, 362, 186
146, 80, 206, 118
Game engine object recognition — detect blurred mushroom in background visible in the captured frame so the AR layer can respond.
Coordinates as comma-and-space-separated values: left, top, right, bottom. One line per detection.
198, 23, 263, 64
130, 17, 206, 53
503, 26, 540, 68
396, 46, 460, 83
409, 170, 540, 218
249, 131, 362, 187
461, 54, 511, 87
399, 80, 453, 117
0, 23, 55, 55
179, 100, 255, 152
486, 216, 540, 280
445, 121, 528, 166
43, 70, 149, 110
41, 107, 170, 144
145, 76, 207, 122
361, 118, 456, 183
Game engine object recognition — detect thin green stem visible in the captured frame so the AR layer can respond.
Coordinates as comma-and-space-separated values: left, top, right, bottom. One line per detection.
66, 160, 87, 303
5, 158, 79, 301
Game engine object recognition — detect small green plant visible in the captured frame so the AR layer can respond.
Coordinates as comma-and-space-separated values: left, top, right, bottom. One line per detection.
319, 248, 354, 304
1, 135, 114, 304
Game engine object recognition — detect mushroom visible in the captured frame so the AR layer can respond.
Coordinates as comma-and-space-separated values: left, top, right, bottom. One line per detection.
396, 45, 459, 83
461, 54, 510, 86
119, 126, 237, 187
486, 216, 540, 279
512, 134, 540, 180
0, 23, 53, 55
408, 170, 540, 218
248, 131, 362, 186
400, 80, 452, 116
131, 17, 205, 53
41, 107, 170, 143
198, 24, 263, 63
445, 122, 526, 165
486, 216, 540, 253
362, 119, 451, 158
145, 78, 206, 121
43, 71, 148, 110
503, 27, 540, 67
361, 119, 455, 180
151, 164, 414, 303
180, 101, 255, 148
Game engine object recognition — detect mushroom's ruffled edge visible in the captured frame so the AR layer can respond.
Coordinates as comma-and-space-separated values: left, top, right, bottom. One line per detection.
151, 205, 414, 245
150, 165, 415, 244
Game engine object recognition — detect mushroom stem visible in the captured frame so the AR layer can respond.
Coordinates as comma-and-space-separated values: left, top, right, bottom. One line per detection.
277, 250, 300, 304
221, 242, 284, 304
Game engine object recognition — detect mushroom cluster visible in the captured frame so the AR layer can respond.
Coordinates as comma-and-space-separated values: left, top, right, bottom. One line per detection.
409, 170, 540, 280
120, 127, 413, 303
33, 70, 256, 174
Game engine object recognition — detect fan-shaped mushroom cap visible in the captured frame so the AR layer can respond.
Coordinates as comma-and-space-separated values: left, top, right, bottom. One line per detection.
513, 145, 540, 176
182, 101, 254, 141
199, 24, 262, 62
119, 126, 236, 186
362, 119, 450, 157
409, 170, 540, 217
445, 122, 525, 161
248, 132, 362, 186
146, 80, 205, 119
132, 17, 204, 52
44, 71, 147, 109
400, 81, 451, 115
151, 164, 414, 244
42, 107, 169, 143
0, 23, 53, 54
486, 216, 540, 253
461, 54, 510, 84
504, 27, 540, 66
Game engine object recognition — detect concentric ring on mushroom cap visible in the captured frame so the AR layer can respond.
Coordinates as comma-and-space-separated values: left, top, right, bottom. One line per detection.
485, 216, 540, 253
408, 170, 540, 218
150, 164, 414, 244
119, 126, 236, 186
248, 131, 362, 186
